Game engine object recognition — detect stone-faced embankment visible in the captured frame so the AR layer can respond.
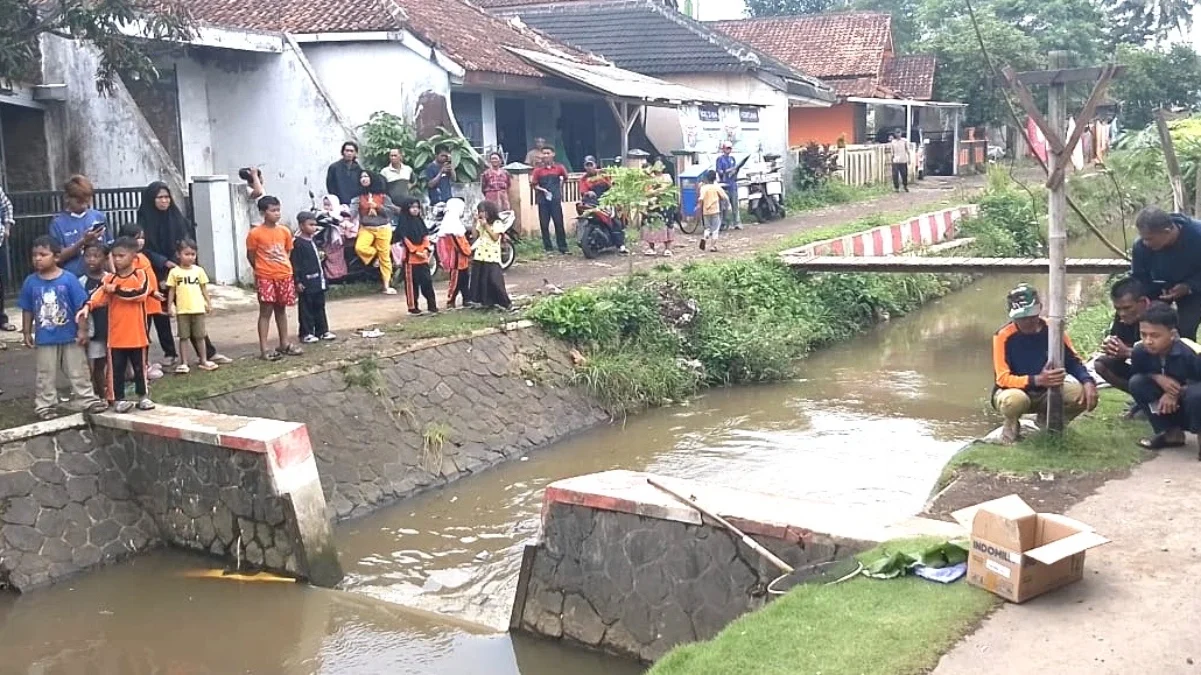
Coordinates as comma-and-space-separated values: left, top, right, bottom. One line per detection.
0, 408, 339, 592
199, 324, 609, 520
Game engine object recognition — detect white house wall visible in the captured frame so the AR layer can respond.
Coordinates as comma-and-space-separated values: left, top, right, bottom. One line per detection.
38, 35, 184, 193
172, 45, 357, 220
300, 42, 450, 129
646, 72, 790, 161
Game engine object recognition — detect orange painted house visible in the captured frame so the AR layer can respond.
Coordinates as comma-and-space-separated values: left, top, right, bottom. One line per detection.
715, 12, 937, 148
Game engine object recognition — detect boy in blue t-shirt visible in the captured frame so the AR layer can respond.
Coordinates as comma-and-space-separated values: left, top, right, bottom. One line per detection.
18, 235, 107, 419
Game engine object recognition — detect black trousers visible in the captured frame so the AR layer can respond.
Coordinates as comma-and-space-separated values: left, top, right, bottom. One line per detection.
298, 291, 329, 337
1129, 374, 1201, 434
404, 264, 437, 312
109, 347, 147, 401
892, 162, 909, 190
0, 245, 8, 325
148, 314, 178, 358
1175, 292, 1201, 341
538, 200, 568, 253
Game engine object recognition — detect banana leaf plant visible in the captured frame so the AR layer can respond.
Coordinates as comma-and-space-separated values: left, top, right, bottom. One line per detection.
412, 127, 484, 183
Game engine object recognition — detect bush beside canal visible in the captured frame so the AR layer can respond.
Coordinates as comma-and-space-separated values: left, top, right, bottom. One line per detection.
530, 179, 1040, 413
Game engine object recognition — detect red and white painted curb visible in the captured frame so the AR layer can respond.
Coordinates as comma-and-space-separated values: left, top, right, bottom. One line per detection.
793, 205, 978, 258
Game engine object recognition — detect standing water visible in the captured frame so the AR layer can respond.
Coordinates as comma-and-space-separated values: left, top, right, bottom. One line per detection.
0, 233, 1122, 673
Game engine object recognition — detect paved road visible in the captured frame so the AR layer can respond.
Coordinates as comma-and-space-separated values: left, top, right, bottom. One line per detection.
933, 449, 1201, 674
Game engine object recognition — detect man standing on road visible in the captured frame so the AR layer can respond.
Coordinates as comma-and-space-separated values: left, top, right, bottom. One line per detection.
531, 147, 569, 254
326, 141, 363, 206
715, 142, 741, 230
1131, 206, 1201, 341
0, 183, 15, 333
890, 131, 910, 192
424, 147, 456, 206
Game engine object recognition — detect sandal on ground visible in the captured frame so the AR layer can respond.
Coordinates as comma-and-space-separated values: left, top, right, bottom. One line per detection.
261, 350, 282, 362
36, 409, 59, 421
174, 363, 190, 374
197, 361, 219, 371
1138, 432, 1186, 450
0, 323, 16, 332
86, 401, 109, 414
210, 354, 234, 365
281, 344, 304, 356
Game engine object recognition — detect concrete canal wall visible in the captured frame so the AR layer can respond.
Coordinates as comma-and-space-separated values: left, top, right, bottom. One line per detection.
511, 470, 963, 662
0, 408, 340, 592
199, 325, 609, 521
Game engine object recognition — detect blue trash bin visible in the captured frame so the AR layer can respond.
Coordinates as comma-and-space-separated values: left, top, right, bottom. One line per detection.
678, 165, 706, 224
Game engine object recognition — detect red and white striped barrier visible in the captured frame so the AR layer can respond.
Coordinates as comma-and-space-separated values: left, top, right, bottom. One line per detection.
795, 205, 978, 258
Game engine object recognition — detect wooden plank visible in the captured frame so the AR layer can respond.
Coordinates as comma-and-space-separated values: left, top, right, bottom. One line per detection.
1011, 65, 1126, 86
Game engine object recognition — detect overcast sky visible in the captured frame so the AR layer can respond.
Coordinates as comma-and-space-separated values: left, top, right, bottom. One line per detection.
694, 0, 749, 20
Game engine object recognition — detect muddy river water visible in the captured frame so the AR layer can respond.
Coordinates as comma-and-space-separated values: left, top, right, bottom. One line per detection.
0, 234, 1120, 674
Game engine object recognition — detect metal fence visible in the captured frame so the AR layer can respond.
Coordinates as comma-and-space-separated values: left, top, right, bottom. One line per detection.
4, 187, 145, 290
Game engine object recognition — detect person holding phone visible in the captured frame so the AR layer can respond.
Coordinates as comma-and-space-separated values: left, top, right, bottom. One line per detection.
424, 147, 456, 206
1131, 206, 1201, 340
50, 175, 112, 277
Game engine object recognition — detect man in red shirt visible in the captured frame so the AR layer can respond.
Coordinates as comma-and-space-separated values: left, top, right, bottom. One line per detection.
531, 148, 569, 254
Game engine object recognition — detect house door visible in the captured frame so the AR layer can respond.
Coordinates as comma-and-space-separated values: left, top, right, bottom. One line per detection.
495, 98, 527, 163
559, 101, 597, 171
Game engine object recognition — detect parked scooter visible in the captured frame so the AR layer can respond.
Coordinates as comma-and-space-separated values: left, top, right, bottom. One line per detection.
745, 153, 786, 223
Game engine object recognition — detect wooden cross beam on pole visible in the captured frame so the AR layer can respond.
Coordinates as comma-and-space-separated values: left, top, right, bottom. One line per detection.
999, 53, 1122, 434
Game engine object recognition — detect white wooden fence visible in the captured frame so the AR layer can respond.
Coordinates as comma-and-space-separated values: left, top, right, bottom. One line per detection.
837, 144, 892, 186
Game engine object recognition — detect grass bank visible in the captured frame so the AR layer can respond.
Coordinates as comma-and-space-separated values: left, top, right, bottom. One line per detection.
649, 538, 997, 675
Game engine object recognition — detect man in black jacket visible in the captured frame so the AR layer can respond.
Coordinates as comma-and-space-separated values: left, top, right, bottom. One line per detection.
1131, 206, 1201, 340
326, 141, 363, 206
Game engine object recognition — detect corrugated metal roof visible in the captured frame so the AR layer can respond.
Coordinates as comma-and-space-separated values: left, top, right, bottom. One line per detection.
506, 48, 764, 106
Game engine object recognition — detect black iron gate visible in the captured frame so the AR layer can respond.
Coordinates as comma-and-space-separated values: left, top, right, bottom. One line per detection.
4, 187, 145, 289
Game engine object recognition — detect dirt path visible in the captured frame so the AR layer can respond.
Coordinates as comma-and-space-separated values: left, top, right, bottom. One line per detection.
0, 175, 984, 404
932, 448, 1201, 674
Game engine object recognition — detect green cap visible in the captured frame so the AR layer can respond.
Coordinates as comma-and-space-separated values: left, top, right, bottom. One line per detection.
1006, 283, 1041, 319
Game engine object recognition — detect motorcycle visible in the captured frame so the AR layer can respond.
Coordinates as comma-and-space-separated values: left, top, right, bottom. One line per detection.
576, 204, 627, 259
745, 153, 786, 223
424, 199, 517, 277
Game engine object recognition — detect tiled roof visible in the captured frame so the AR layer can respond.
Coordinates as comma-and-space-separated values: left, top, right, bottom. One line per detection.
712, 12, 892, 81
172, 0, 580, 77
881, 54, 936, 100
825, 76, 890, 98
498, 0, 823, 84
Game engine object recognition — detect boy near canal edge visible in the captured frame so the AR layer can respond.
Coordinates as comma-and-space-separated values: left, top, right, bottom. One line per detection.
77, 236, 156, 413
18, 235, 107, 420
166, 238, 218, 373
290, 211, 335, 344
80, 241, 111, 399
1127, 302, 1201, 452
246, 195, 303, 361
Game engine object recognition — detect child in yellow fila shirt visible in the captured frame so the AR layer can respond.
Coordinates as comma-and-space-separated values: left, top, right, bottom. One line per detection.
166, 239, 216, 373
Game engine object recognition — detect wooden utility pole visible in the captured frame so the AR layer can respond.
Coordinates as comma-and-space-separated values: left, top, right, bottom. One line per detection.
1045, 51, 1069, 433
1155, 108, 1186, 212
1001, 56, 1120, 433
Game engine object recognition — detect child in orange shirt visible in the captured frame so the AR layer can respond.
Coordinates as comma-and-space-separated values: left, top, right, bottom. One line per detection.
76, 236, 155, 413
120, 224, 172, 380
246, 195, 303, 361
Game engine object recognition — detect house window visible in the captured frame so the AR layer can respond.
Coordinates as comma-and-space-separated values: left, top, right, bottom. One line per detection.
451, 92, 484, 150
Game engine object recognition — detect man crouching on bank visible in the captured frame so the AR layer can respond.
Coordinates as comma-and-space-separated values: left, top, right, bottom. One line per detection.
992, 283, 1099, 443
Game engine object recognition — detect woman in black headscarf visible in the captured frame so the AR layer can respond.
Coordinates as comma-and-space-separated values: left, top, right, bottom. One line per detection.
396, 197, 437, 314
136, 182, 231, 365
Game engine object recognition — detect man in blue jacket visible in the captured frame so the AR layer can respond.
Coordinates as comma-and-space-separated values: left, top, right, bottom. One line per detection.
1131, 206, 1201, 340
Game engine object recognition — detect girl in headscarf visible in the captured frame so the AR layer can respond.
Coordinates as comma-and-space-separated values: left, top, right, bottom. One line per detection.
469, 200, 512, 310
135, 181, 231, 367
436, 198, 473, 308
350, 171, 398, 294
317, 194, 350, 281
396, 198, 437, 315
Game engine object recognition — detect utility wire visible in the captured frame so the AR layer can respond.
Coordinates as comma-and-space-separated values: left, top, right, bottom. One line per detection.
962, 0, 1131, 260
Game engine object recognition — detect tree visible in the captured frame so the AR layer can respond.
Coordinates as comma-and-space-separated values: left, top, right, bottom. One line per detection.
1105, 0, 1197, 45
0, 0, 192, 94
921, 13, 1040, 127
744, 0, 849, 16
1111, 43, 1201, 130
852, 0, 920, 51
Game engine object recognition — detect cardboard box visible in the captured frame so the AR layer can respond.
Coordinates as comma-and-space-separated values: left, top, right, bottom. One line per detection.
951, 495, 1109, 603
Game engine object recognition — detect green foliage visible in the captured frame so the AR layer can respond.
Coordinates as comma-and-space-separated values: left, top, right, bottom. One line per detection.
1105, 0, 1196, 45
651, 538, 996, 675
793, 141, 840, 192
744, 0, 844, 15
414, 127, 483, 182
1111, 113, 1201, 210
784, 182, 891, 214
0, 0, 193, 93
600, 165, 679, 231
530, 256, 951, 412
358, 112, 418, 172
1112, 44, 1201, 131
956, 168, 1044, 256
